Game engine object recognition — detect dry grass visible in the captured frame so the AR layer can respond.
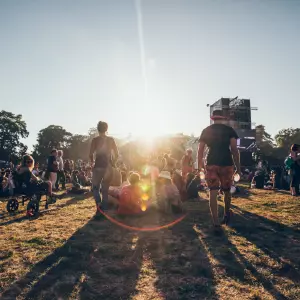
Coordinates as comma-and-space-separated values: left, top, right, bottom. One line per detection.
0, 187, 300, 300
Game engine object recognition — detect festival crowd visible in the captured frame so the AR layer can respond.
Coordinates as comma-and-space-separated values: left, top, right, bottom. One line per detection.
1, 110, 300, 227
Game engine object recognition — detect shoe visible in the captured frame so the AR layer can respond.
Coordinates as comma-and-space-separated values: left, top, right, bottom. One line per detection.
213, 224, 223, 235
221, 214, 231, 225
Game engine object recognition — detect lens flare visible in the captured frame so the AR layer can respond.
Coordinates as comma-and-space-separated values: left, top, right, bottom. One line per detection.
141, 204, 147, 211
141, 193, 149, 201
141, 184, 150, 192
97, 205, 187, 232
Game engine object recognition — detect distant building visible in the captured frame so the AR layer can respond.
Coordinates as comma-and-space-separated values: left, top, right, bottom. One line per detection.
209, 97, 257, 166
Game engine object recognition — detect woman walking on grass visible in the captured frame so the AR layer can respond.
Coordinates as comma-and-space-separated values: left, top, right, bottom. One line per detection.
89, 121, 119, 213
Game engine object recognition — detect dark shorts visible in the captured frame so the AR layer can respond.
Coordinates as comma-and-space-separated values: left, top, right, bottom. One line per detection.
206, 165, 234, 191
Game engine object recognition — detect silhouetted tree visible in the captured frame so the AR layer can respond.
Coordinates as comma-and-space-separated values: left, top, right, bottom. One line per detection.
0, 110, 29, 160
33, 125, 72, 162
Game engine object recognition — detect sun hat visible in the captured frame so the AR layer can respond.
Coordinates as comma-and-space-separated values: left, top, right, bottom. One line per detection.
158, 171, 172, 180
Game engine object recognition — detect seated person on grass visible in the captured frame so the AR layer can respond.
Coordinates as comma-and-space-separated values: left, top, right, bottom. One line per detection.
117, 172, 144, 215
172, 168, 187, 201
156, 171, 183, 214
79, 171, 92, 187
71, 170, 89, 194
186, 172, 201, 199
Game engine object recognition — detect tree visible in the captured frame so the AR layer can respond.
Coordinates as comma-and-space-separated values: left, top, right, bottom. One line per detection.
275, 128, 300, 152
33, 125, 72, 162
88, 127, 98, 139
0, 110, 29, 160
68, 134, 90, 161
255, 125, 275, 157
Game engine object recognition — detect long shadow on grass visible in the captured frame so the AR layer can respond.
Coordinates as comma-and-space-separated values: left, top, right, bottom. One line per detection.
0, 194, 89, 226
230, 204, 300, 284
1, 216, 143, 299
193, 201, 290, 299
135, 207, 218, 299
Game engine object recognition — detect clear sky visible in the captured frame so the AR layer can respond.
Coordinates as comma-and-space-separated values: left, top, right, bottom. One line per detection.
0, 0, 299, 148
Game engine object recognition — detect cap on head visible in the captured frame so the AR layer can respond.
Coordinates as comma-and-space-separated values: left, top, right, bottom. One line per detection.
210, 110, 228, 121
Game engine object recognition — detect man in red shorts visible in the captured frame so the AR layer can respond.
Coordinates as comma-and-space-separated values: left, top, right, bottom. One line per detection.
198, 110, 241, 226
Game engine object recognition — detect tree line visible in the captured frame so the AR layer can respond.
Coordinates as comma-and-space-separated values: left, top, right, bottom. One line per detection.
1, 110, 300, 165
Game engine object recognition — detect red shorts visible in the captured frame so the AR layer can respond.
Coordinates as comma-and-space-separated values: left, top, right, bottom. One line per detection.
205, 165, 234, 191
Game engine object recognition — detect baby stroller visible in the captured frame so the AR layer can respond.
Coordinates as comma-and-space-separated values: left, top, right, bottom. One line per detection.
6, 171, 57, 217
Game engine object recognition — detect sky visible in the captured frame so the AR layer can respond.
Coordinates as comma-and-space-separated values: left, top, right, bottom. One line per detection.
0, 0, 300, 149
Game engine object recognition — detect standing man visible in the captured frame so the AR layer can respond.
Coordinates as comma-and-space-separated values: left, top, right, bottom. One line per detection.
47, 149, 58, 188
198, 110, 241, 226
56, 150, 66, 190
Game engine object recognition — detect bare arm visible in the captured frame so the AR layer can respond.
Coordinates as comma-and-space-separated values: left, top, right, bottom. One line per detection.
31, 172, 39, 181
230, 138, 241, 173
197, 142, 206, 170
111, 138, 119, 161
180, 156, 185, 167
89, 138, 96, 165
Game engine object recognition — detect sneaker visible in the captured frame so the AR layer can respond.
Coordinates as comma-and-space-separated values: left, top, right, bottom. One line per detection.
221, 214, 231, 225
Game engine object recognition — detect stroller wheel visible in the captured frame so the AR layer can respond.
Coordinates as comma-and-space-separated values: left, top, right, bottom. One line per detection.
7, 198, 19, 213
27, 200, 39, 218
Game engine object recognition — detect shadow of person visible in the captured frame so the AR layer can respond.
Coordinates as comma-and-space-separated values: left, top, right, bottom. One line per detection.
192, 200, 289, 300
230, 203, 300, 284
0, 194, 89, 226
1, 216, 143, 300
135, 208, 217, 300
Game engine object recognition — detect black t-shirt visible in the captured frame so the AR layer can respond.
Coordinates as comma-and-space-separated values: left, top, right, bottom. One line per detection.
47, 155, 57, 172
199, 124, 239, 166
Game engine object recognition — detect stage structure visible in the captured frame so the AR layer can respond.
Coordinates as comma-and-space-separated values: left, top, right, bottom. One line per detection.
208, 97, 258, 166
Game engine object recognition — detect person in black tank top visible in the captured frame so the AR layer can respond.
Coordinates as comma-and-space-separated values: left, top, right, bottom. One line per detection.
89, 121, 119, 213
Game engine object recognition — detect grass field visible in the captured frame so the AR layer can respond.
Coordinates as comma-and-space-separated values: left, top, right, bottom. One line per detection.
1, 187, 300, 300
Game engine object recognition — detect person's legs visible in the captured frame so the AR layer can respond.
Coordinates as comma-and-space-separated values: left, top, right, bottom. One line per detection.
100, 166, 113, 211
61, 171, 66, 189
101, 181, 110, 211
206, 166, 221, 226
209, 189, 219, 225
92, 168, 103, 208
92, 168, 106, 210
55, 171, 61, 190
290, 172, 297, 196
50, 172, 57, 188
294, 171, 300, 195
219, 166, 235, 224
